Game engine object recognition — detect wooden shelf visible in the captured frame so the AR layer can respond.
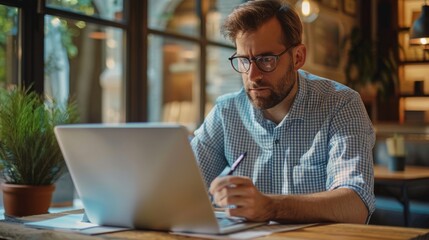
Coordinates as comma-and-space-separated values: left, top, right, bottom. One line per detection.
398, 26, 410, 32
399, 60, 429, 65
400, 94, 429, 98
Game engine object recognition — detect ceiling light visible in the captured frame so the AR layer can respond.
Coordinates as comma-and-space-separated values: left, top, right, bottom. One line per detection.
410, 1, 429, 45
295, 0, 319, 23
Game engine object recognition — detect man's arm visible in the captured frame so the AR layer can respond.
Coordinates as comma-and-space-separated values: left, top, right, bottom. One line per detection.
210, 176, 368, 224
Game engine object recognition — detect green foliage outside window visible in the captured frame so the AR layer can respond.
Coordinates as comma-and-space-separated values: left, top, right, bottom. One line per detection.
0, 5, 18, 86
0, 2, 96, 85
47, 0, 97, 17
44, 0, 95, 75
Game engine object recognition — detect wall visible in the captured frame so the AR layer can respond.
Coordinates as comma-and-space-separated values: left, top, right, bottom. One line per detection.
301, 0, 359, 83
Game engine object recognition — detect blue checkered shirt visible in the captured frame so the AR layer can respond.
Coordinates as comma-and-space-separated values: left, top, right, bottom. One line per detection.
191, 70, 376, 214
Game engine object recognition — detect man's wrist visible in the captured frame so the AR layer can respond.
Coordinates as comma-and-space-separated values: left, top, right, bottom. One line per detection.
266, 194, 296, 222
266, 195, 284, 221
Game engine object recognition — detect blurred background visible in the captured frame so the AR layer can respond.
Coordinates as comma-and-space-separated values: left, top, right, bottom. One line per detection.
0, 0, 429, 228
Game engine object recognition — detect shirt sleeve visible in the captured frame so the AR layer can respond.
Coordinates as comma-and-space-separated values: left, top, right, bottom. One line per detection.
191, 104, 228, 188
326, 92, 376, 215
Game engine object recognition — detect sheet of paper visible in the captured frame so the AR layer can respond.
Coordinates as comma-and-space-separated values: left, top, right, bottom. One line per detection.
172, 222, 317, 239
24, 213, 130, 235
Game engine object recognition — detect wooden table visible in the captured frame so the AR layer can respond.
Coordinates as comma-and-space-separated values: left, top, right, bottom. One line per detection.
0, 214, 428, 240
374, 165, 429, 226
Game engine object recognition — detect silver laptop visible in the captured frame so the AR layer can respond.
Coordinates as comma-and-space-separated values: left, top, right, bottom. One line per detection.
54, 123, 265, 234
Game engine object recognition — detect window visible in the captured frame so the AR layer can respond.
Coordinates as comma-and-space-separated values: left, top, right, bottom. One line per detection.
44, 15, 126, 123
148, 35, 200, 130
46, 0, 125, 22
44, 1, 127, 123
147, 0, 243, 130
0, 0, 246, 128
149, 0, 199, 37
206, 46, 242, 115
0, 0, 128, 123
0, 5, 19, 88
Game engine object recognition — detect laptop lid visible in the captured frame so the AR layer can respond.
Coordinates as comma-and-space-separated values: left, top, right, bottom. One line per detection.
54, 123, 263, 234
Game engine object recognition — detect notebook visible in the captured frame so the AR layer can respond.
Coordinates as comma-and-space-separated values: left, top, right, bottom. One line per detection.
54, 123, 266, 234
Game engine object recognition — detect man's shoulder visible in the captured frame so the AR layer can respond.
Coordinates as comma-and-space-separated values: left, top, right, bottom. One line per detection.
299, 70, 359, 101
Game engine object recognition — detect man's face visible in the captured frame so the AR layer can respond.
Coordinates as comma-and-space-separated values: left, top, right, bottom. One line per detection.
235, 17, 296, 110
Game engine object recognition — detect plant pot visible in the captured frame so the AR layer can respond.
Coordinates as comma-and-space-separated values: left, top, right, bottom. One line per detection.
1, 183, 55, 217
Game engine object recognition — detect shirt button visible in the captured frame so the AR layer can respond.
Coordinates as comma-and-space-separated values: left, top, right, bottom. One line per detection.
274, 139, 280, 144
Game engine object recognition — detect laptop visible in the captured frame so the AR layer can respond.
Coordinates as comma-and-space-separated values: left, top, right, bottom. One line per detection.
54, 123, 266, 234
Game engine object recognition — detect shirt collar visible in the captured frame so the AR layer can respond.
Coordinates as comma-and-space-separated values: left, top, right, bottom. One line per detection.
285, 69, 308, 122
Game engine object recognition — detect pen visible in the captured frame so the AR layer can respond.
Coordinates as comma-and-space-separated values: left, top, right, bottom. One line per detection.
224, 152, 247, 176
212, 152, 247, 208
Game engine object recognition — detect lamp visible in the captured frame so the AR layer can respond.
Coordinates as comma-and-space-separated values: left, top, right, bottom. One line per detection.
295, 0, 319, 23
410, 0, 429, 59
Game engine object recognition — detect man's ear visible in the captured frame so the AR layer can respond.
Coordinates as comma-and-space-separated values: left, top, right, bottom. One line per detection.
292, 44, 306, 70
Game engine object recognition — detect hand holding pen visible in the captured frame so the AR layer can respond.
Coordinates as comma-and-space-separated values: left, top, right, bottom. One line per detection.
212, 152, 247, 209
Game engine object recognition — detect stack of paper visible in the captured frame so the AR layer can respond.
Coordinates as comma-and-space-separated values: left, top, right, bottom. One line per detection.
24, 213, 129, 235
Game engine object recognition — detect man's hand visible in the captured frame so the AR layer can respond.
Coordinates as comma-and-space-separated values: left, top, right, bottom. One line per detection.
210, 176, 369, 224
209, 176, 274, 221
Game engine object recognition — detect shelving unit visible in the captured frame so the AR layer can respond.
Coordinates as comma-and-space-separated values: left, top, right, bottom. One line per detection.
397, 0, 429, 124
399, 60, 429, 64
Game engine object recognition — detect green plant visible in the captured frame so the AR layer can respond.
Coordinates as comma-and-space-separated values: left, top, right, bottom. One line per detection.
344, 27, 399, 99
0, 86, 79, 185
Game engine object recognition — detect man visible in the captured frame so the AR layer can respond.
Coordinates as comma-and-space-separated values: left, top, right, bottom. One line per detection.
191, 0, 374, 224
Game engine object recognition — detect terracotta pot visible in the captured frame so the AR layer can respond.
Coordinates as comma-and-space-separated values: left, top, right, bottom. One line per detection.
2, 183, 55, 217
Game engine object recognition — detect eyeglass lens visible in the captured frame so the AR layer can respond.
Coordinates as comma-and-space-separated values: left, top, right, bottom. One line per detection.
231, 55, 278, 73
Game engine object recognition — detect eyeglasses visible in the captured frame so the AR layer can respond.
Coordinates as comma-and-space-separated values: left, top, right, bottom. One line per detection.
228, 46, 294, 73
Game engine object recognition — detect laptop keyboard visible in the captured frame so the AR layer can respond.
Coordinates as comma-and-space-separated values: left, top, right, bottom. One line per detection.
216, 216, 245, 227
215, 212, 246, 227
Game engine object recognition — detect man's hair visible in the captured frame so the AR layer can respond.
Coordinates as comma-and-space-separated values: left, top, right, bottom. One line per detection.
221, 0, 302, 48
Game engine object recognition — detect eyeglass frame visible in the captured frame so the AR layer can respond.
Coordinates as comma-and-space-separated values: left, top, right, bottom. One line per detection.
228, 45, 296, 73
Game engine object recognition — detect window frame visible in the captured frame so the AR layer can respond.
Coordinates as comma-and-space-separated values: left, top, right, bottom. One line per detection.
146, 0, 235, 125
0, 0, 237, 125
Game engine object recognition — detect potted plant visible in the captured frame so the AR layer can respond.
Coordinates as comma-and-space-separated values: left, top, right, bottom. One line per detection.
344, 27, 399, 100
0, 86, 78, 217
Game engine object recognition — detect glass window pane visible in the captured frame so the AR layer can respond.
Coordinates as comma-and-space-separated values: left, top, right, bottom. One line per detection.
149, 0, 199, 37
148, 35, 200, 130
44, 15, 125, 123
46, 0, 125, 22
0, 5, 19, 88
206, 46, 242, 115
207, 0, 243, 44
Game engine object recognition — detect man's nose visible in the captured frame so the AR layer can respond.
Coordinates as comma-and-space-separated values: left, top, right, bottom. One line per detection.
247, 62, 263, 82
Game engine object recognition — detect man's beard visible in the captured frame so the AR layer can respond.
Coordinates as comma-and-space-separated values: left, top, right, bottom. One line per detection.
245, 65, 295, 110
